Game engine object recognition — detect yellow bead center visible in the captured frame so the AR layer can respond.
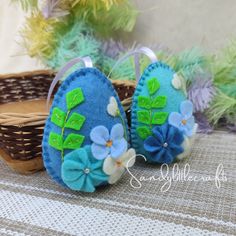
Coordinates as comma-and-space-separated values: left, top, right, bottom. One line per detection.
182, 119, 187, 125
106, 140, 113, 147
116, 160, 122, 167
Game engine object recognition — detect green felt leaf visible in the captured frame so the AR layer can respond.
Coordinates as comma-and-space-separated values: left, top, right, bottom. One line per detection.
152, 112, 169, 125
51, 107, 66, 128
137, 110, 151, 125
147, 78, 160, 95
138, 96, 151, 109
151, 96, 167, 108
63, 133, 85, 149
49, 132, 63, 151
65, 113, 86, 131
136, 126, 152, 140
66, 88, 84, 110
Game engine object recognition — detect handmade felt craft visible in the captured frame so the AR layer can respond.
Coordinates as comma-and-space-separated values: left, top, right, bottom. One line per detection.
131, 61, 197, 164
43, 64, 135, 193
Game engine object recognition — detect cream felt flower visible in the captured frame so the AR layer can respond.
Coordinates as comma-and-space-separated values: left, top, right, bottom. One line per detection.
172, 73, 187, 94
177, 123, 198, 160
172, 73, 182, 90
103, 148, 136, 184
107, 96, 119, 117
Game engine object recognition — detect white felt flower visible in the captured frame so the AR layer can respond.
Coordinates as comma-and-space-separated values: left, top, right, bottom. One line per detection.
103, 148, 136, 184
107, 97, 119, 117
177, 123, 198, 160
172, 73, 182, 90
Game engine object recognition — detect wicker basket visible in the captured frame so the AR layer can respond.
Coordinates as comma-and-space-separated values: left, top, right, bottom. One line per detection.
0, 70, 135, 174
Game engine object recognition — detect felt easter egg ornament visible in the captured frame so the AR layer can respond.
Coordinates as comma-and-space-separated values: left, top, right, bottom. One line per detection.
42, 57, 135, 193
129, 47, 198, 164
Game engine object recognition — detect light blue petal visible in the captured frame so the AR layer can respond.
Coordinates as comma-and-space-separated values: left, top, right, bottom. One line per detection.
110, 138, 127, 159
180, 100, 193, 118
168, 112, 183, 128
184, 128, 193, 137
91, 143, 110, 160
110, 123, 124, 141
90, 126, 109, 145
186, 116, 195, 129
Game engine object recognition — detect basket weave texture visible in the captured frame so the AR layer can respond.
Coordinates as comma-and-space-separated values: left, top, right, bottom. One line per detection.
0, 71, 135, 162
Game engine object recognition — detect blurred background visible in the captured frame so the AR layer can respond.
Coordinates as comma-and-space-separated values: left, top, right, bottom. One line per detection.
1, 0, 236, 74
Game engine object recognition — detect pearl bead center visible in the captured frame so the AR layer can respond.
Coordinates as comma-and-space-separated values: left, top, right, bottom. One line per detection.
84, 168, 90, 174
163, 142, 168, 148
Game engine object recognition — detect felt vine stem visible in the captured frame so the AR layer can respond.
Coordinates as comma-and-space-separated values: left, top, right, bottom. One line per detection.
49, 88, 86, 160
60, 110, 71, 159
118, 110, 128, 141
136, 77, 169, 140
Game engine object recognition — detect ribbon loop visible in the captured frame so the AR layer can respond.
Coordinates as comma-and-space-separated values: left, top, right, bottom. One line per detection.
108, 46, 158, 83
46, 56, 93, 110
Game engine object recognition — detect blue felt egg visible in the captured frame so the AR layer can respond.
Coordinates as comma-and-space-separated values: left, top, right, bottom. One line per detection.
131, 62, 196, 164
42, 68, 129, 190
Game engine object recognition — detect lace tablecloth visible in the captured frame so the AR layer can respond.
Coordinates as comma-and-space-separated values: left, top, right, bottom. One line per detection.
0, 131, 235, 235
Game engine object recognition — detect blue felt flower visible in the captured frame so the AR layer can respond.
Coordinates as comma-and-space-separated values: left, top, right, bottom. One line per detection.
168, 100, 195, 137
144, 124, 184, 164
61, 146, 108, 192
90, 123, 127, 160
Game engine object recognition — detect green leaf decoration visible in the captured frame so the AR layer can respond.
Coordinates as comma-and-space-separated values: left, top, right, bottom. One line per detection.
151, 96, 167, 108
66, 88, 85, 110
137, 110, 151, 125
63, 134, 85, 149
51, 107, 66, 128
137, 126, 152, 140
49, 132, 63, 151
152, 112, 169, 125
138, 96, 151, 109
65, 113, 86, 131
147, 78, 160, 95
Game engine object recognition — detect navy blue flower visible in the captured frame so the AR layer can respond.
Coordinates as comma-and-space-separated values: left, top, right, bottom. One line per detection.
144, 123, 184, 164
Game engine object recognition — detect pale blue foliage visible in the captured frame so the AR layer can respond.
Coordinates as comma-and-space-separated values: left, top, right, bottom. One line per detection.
46, 22, 102, 70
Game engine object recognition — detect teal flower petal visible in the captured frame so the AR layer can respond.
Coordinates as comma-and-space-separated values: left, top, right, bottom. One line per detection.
61, 146, 108, 193
61, 160, 84, 182
66, 174, 86, 191
65, 148, 89, 166
90, 172, 109, 185
83, 177, 95, 193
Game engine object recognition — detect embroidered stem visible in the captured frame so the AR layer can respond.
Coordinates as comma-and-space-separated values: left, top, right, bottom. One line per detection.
61, 110, 71, 160
118, 111, 128, 141
148, 94, 155, 131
